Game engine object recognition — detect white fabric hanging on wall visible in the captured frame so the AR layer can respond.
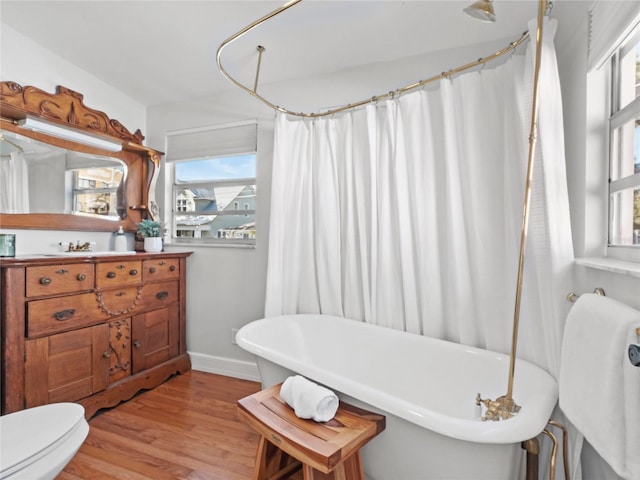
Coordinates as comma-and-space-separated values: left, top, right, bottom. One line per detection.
0, 151, 30, 213
265, 17, 576, 476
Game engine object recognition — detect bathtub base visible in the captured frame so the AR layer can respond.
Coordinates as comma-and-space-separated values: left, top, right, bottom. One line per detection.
256, 358, 527, 480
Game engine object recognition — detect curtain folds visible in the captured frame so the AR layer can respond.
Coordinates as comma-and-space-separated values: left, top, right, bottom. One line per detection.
266, 17, 576, 477
0, 151, 30, 213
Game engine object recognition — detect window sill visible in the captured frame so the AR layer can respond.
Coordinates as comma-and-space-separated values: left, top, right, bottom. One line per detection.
575, 257, 640, 278
165, 241, 255, 250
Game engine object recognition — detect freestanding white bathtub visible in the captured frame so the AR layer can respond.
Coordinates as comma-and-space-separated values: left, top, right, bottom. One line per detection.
236, 314, 558, 480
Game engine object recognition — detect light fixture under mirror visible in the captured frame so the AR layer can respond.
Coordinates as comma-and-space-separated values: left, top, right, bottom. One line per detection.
0, 129, 128, 220
19, 116, 123, 152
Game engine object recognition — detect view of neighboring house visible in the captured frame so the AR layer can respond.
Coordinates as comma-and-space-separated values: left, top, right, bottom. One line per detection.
175, 184, 256, 239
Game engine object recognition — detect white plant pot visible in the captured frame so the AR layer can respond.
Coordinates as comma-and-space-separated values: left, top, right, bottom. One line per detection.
143, 237, 163, 253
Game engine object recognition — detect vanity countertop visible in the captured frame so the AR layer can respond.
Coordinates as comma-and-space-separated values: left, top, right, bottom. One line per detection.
1, 251, 192, 267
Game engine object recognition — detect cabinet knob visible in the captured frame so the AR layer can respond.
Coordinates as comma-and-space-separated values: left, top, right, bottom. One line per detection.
169, 265, 176, 272
52, 309, 76, 321
103, 351, 112, 358
107, 272, 116, 279
77, 273, 86, 281
40, 277, 52, 286
129, 269, 138, 276
133, 340, 142, 348
149, 267, 157, 273
156, 291, 169, 300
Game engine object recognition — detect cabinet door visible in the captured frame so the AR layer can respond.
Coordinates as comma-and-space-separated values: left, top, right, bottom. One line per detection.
131, 304, 179, 374
25, 324, 110, 407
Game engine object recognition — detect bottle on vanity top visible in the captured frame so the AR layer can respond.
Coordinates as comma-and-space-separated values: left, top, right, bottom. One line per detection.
114, 225, 127, 252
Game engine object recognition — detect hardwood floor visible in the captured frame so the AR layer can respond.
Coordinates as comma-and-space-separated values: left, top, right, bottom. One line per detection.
57, 371, 266, 480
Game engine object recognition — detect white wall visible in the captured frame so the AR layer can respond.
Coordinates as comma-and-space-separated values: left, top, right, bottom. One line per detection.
0, 24, 146, 134
0, 23, 149, 253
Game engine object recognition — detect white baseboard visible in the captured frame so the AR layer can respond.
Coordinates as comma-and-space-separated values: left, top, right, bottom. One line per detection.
188, 351, 261, 382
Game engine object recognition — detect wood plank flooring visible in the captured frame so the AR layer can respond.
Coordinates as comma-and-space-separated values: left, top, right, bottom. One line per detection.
57, 371, 268, 480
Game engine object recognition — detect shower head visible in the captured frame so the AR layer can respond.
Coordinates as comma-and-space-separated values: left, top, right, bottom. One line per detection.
463, 0, 496, 23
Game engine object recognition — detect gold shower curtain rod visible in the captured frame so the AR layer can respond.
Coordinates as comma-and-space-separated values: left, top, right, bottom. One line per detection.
216, 0, 530, 118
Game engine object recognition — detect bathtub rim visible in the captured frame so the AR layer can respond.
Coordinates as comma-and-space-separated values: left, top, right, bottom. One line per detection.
236, 313, 559, 445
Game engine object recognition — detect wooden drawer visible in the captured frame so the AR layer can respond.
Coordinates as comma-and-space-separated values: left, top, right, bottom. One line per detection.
27, 292, 110, 338
96, 286, 144, 317
95, 260, 142, 289
138, 280, 179, 312
26, 263, 94, 298
142, 258, 180, 282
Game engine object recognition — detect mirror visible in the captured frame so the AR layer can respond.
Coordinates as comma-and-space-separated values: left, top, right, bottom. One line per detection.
0, 81, 162, 232
1, 130, 128, 220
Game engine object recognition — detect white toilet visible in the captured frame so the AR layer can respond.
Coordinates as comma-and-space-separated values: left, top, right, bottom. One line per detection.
0, 403, 89, 480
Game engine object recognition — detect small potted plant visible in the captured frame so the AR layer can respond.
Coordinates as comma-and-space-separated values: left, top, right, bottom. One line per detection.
136, 219, 165, 252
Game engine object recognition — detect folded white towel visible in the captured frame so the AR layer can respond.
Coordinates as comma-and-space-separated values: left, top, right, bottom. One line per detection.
559, 294, 640, 480
280, 375, 339, 422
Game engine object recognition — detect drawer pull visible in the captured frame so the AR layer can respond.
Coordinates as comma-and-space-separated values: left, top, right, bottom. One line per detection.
149, 267, 157, 273
77, 273, 87, 281
103, 351, 112, 358
107, 272, 116, 279
40, 277, 52, 286
52, 309, 76, 321
129, 269, 138, 276
169, 265, 176, 272
156, 291, 169, 300
55, 269, 69, 275
133, 340, 142, 348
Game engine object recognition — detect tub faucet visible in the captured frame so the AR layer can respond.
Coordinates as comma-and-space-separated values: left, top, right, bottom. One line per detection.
476, 393, 521, 421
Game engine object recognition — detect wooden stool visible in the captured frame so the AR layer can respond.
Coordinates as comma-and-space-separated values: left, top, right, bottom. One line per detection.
238, 383, 385, 480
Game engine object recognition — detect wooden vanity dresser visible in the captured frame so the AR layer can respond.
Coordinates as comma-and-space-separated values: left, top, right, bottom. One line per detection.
1, 251, 192, 418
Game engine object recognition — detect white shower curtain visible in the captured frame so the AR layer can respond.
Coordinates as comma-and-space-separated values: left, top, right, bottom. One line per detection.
266, 17, 577, 477
0, 151, 30, 213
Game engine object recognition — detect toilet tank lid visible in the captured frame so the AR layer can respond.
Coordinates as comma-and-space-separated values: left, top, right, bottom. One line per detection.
0, 403, 86, 476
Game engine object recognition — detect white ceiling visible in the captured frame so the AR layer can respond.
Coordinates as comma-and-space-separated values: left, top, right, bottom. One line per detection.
1, 0, 545, 107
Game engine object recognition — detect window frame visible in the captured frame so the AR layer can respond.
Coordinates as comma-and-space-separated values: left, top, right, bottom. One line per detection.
164, 121, 257, 247
606, 27, 640, 261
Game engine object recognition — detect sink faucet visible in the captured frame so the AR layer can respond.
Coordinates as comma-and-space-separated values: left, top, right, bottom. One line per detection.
63, 241, 93, 252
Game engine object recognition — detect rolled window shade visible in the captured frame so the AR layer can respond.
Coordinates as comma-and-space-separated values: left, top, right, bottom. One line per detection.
166, 121, 257, 163
588, 1, 640, 71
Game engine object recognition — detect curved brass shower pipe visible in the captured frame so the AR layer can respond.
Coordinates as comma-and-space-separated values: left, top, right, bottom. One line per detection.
216, 0, 530, 118
217, 0, 550, 423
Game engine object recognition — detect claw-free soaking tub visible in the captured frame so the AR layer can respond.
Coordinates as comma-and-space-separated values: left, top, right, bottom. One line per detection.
236, 314, 558, 480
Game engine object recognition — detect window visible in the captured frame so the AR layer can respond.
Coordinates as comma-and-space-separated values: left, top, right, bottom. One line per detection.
72, 166, 124, 218
608, 30, 640, 248
165, 121, 257, 246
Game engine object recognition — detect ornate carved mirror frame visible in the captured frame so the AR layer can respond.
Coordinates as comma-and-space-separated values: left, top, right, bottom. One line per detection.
0, 81, 161, 232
